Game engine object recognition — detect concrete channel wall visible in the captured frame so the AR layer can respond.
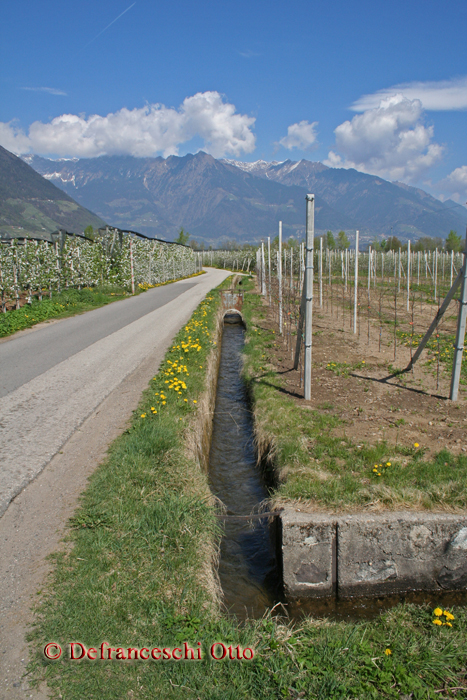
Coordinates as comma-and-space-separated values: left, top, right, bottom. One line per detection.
281, 508, 467, 599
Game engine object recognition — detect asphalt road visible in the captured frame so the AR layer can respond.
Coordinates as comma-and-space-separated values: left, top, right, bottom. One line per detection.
0, 269, 231, 518
0, 281, 196, 397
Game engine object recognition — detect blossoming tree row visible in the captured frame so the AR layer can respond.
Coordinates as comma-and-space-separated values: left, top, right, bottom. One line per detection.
0, 231, 200, 311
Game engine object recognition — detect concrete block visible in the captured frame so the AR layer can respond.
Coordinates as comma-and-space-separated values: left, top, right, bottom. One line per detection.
281, 508, 336, 598
337, 513, 467, 597
280, 510, 467, 600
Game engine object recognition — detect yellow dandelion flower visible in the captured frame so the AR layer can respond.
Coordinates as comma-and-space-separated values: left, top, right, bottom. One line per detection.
386, 462, 391, 466
445, 622, 453, 627
384, 649, 391, 656
162, 401, 166, 405
140, 413, 146, 418
193, 400, 197, 404
434, 608, 443, 617
432, 619, 442, 626
414, 443, 419, 448
444, 611, 455, 620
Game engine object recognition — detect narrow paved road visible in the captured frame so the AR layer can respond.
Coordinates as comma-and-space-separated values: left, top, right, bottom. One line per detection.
0, 270, 228, 518
0, 268, 231, 699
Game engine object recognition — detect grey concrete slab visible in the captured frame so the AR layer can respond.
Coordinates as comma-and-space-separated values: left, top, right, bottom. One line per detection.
281, 509, 467, 599
337, 513, 467, 597
281, 509, 336, 598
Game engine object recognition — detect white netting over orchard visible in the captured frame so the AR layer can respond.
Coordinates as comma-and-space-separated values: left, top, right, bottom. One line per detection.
0, 231, 201, 311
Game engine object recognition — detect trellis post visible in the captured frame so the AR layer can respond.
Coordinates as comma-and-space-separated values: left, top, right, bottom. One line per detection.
450, 228, 467, 401
278, 221, 283, 334
353, 230, 359, 334
304, 195, 314, 400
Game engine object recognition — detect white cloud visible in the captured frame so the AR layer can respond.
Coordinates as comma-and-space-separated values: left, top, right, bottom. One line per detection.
351, 76, 467, 112
0, 91, 256, 159
434, 166, 467, 203
20, 87, 67, 96
0, 121, 31, 154
324, 94, 443, 182
278, 120, 318, 150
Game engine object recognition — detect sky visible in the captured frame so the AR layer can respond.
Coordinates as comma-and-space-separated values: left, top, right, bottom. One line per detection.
1, 0, 467, 205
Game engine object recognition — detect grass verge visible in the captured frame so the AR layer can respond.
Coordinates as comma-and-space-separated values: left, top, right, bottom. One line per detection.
241, 280, 467, 512
28, 276, 467, 699
0, 271, 206, 338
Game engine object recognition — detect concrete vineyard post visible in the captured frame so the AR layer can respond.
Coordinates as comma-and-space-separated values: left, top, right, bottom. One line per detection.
367, 246, 371, 292
267, 236, 271, 304
290, 247, 293, 292
450, 228, 467, 401
319, 237, 323, 307
353, 230, 359, 334
278, 221, 283, 335
304, 195, 314, 401
407, 239, 411, 311
398, 248, 401, 293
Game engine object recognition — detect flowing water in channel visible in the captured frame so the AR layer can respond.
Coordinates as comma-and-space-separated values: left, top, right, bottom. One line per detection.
208, 314, 281, 619
208, 313, 467, 622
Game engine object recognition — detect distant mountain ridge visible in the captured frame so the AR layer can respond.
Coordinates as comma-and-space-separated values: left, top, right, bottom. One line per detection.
0, 146, 105, 239
25, 151, 355, 244
222, 158, 467, 240
23, 150, 467, 245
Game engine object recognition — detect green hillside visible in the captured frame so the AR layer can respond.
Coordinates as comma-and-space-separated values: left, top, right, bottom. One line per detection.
0, 146, 105, 239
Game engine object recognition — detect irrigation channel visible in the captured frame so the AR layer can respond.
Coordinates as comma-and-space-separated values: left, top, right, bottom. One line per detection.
208, 310, 281, 619
208, 293, 467, 622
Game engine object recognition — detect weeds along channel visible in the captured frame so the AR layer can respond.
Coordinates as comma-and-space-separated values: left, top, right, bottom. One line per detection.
241, 278, 467, 513
29, 275, 467, 699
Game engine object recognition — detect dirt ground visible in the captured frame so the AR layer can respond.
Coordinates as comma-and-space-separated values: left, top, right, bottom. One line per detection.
256, 291, 467, 460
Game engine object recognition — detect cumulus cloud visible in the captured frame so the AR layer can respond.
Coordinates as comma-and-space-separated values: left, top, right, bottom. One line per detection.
278, 120, 318, 150
0, 121, 31, 154
351, 76, 467, 112
0, 91, 256, 159
324, 94, 443, 182
434, 166, 467, 203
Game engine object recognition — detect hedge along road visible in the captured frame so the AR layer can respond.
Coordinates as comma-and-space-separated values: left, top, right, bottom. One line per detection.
0, 268, 231, 519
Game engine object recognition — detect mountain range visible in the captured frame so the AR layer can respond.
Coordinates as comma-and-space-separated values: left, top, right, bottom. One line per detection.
4, 146, 467, 245
0, 146, 105, 239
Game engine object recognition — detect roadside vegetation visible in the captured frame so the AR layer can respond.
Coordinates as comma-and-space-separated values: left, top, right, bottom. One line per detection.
28, 276, 467, 699
0, 271, 205, 338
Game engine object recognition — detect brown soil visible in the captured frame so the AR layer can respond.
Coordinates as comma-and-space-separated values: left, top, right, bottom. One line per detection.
255, 292, 467, 460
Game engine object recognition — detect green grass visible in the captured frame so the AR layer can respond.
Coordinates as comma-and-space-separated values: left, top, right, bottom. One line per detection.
0, 286, 129, 337
27, 277, 467, 699
241, 283, 467, 512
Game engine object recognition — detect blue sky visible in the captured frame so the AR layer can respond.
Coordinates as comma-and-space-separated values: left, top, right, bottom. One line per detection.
1, 0, 466, 203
